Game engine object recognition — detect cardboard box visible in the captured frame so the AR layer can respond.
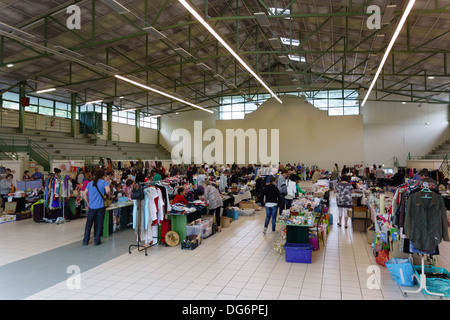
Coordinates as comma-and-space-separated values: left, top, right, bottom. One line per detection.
351, 218, 368, 232
4, 202, 17, 212
239, 201, 259, 210
389, 239, 410, 259
348, 206, 368, 219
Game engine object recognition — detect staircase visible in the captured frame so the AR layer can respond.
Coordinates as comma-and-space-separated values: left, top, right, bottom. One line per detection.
0, 127, 171, 169
427, 140, 450, 158
0, 134, 51, 171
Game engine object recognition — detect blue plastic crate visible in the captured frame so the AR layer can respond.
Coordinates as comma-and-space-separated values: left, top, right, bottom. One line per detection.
226, 209, 239, 220
413, 265, 450, 297
284, 243, 313, 264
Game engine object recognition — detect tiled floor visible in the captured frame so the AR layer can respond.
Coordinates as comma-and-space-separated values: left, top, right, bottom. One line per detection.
1, 185, 449, 300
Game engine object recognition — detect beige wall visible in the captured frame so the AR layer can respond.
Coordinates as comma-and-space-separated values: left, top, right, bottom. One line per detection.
159, 109, 218, 157
216, 95, 364, 170
361, 98, 449, 167
159, 95, 364, 170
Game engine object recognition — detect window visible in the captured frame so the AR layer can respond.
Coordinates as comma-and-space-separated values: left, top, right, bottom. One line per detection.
140, 116, 158, 129
288, 55, 306, 62
268, 7, 291, 19
280, 37, 300, 46
55, 102, 68, 118
219, 90, 359, 119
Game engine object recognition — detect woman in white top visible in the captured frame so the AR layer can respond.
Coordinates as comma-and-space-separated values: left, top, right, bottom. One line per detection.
284, 174, 297, 210
219, 170, 229, 193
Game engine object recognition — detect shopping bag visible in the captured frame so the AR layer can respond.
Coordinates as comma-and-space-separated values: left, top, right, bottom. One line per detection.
385, 258, 415, 286
374, 248, 389, 267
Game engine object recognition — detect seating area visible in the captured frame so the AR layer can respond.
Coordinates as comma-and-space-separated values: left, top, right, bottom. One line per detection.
0, 126, 171, 168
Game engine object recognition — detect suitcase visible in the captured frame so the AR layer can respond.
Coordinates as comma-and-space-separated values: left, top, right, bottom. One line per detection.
33, 203, 44, 223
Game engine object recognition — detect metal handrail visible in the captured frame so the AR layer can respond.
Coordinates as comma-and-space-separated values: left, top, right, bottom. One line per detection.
94, 127, 121, 147
439, 154, 449, 178
0, 135, 50, 170
408, 154, 450, 160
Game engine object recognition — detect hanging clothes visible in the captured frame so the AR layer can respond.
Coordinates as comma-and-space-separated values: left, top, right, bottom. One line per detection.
404, 188, 449, 252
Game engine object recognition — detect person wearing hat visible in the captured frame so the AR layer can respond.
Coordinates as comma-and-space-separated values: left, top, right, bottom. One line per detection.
262, 175, 281, 235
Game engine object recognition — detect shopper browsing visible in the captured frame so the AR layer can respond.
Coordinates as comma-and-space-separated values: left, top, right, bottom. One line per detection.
285, 174, 297, 210
375, 165, 386, 189
0, 174, 13, 211
336, 174, 353, 228
202, 180, 223, 232
171, 187, 188, 205
219, 170, 229, 193
22, 170, 33, 181
31, 168, 43, 181
262, 176, 280, 235
81, 170, 110, 246
276, 169, 289, 215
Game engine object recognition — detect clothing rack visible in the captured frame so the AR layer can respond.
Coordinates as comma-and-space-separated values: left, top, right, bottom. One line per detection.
403, 254, 444, 299
402, 182, 445, 299
128, 182, 164, 256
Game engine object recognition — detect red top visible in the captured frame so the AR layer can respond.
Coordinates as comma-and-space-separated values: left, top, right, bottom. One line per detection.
171, 194, 188, 205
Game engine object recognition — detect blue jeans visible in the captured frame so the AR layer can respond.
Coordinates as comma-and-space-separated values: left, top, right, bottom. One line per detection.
264, 206, 278, 231
285, 198, 293, 211
83, 207, 106, 245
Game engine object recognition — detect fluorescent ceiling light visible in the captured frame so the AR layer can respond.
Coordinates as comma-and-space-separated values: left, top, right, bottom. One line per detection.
373, 34, 385, 49
268, 38, 281, 49
53, 45, 83, 57
36, 88, 56, 94
278, 56, 289, 64
100, 0, 130, 14
286, 69, 295, 76
428, 76, 435, 79
173, 47, 192, 58
288, 55, 306, 62
254, 12, 270, 27
96, 62, 118, 72
0, 22, 35, 38
361, 0, 415, 107
179, 0, 282, 104
6, 63, 14, 68
280, 37, 300, 46
149, 115, 161, 118
381, 5, 397, 25
196, 63, 211, 71
115, 74, 214, 114
86, 100, 103, 105
143, 26, 166, 39
213, 74, 226, 81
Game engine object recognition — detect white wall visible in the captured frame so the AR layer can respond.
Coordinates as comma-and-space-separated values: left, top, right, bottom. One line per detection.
159, 109, 218, 157
361, 98, 449, 167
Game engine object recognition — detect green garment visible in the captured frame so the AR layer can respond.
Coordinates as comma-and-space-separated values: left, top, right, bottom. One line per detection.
153, 173, 162, 181
296, 184, 306, 196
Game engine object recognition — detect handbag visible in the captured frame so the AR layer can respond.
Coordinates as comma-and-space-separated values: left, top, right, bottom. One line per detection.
131, 183, 145, 200
95, 184, 112, 207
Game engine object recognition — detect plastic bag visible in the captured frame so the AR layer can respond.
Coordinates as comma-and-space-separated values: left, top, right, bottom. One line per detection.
374, 249, 389, 267
386, 258, 415, 286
